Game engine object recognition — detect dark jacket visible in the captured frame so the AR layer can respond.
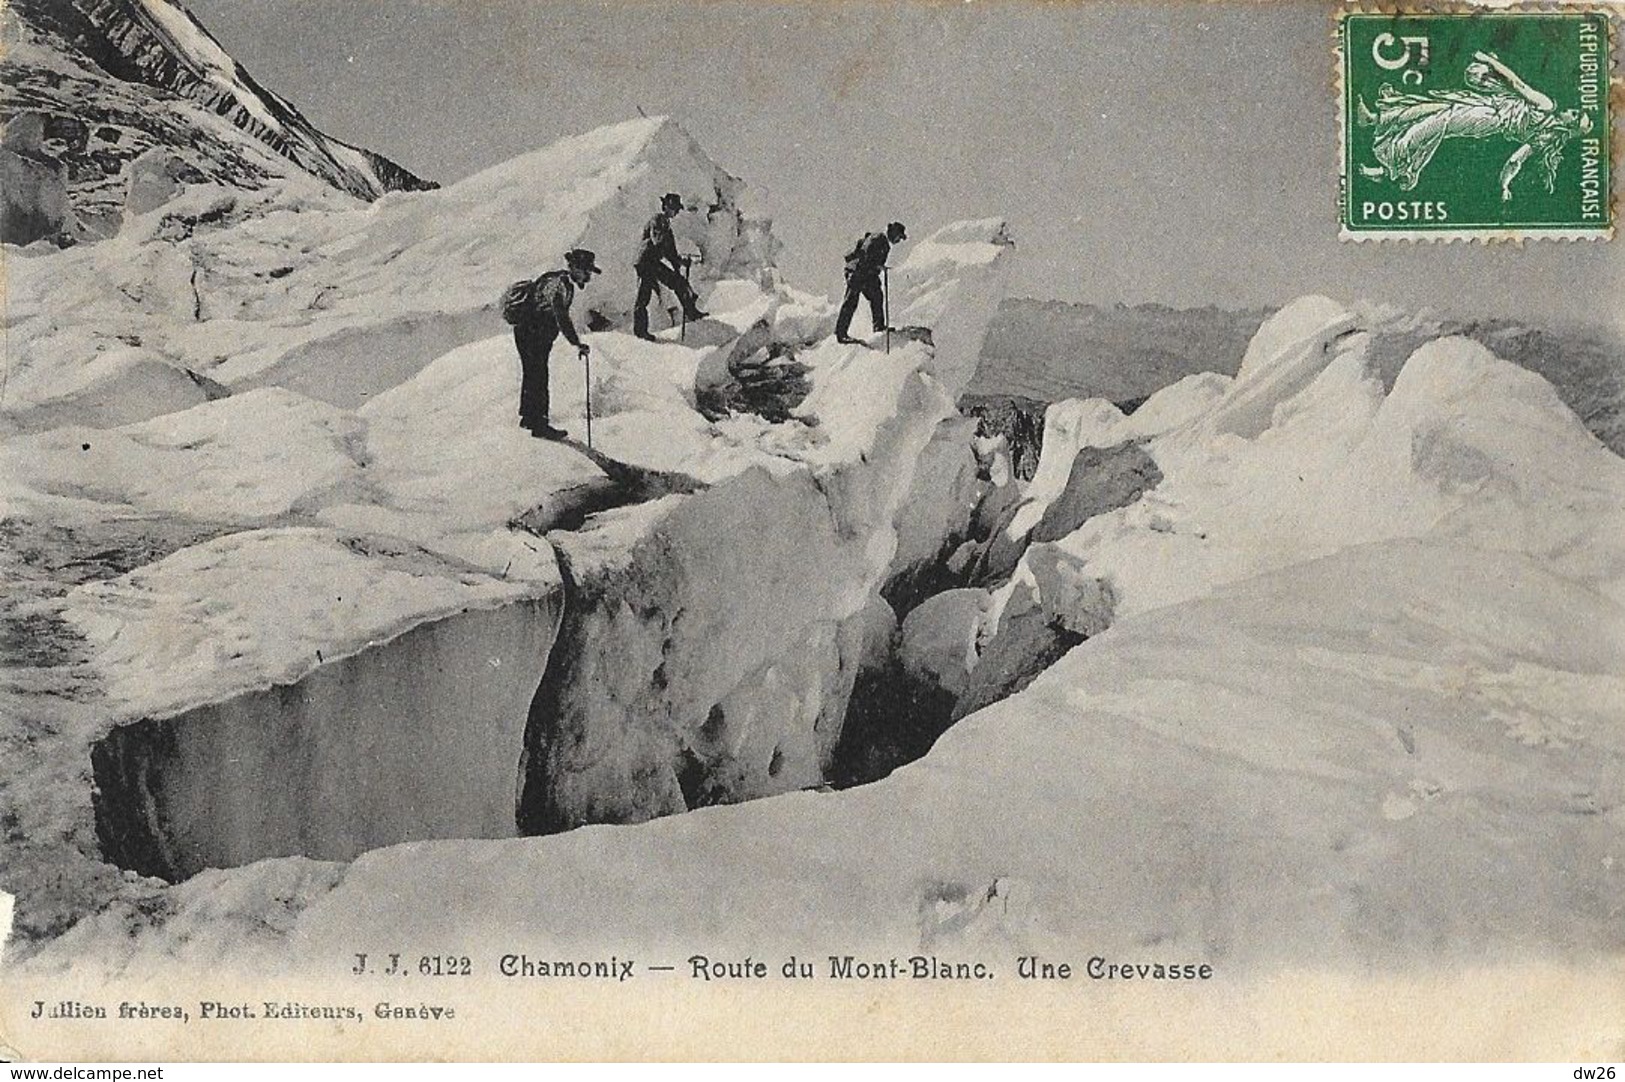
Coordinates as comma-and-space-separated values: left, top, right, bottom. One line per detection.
637, 213, 681, 272
844, 232, 892, 280
532, 270, 583, 347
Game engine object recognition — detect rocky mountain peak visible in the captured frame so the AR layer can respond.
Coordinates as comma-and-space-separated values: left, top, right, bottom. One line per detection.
1, 0, 435, 245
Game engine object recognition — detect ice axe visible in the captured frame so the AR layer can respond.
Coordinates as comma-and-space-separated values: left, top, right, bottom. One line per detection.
654, 282, 678, 329
883, 265, 891, 355
680, 252, 703, 342
581, 344, 593, 450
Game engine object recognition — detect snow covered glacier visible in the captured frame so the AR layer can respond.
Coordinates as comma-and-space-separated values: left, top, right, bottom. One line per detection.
0, 116, 1014, 947
3, 117, 1622, 1029
19, 292, 1625, 989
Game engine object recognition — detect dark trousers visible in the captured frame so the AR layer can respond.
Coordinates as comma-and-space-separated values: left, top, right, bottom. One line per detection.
633, 260, 698, 336
514, 320, 558, 431
836, 273, 885, 338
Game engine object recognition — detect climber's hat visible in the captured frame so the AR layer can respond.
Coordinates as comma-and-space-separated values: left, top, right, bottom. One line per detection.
565, 248, 602, 276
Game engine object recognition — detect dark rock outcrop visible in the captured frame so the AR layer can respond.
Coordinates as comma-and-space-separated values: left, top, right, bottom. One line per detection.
696, 343, 813, 423
1032, 440, 1162, 543
1, 144, 78, 245
960, 392, 1046, 481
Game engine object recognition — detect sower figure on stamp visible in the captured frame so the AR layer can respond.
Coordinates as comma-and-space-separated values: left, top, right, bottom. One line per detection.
835, 221, 906, 345
633, 192, 707, 341
1357, 50, 1591, 202
502, 247, 600, 440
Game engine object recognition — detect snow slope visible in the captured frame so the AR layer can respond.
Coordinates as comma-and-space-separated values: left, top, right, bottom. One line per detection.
2, 116, 771, 435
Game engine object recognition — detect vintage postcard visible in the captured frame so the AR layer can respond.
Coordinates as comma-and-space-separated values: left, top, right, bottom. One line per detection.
1, 0, 1622, 1063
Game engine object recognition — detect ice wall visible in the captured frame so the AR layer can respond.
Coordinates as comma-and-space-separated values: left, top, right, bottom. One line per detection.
1, 380, 578, 945
519, 221, 1016, 831
93, 599, 561, 881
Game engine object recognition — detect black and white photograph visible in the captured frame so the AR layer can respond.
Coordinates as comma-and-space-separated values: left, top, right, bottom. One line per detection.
1, 0, 1621, 1063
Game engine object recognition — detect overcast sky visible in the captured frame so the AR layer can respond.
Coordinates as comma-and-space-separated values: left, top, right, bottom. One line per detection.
187, 0, 1620, 328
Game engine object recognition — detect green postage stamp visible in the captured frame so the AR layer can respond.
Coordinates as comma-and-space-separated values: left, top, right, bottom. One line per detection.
1340, 8, 1614, 239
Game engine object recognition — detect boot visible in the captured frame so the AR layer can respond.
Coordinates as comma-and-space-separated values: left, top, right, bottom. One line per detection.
679, 284, 706, 322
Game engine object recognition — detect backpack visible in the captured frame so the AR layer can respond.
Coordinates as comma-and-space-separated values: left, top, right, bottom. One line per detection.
843, 235, 867, 273
500, 277, 539, 325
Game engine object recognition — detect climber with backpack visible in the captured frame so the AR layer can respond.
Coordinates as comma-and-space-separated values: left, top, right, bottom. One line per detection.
500, 247, 600, 440
836, 221, 906, 346
633, 192, 707, 341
